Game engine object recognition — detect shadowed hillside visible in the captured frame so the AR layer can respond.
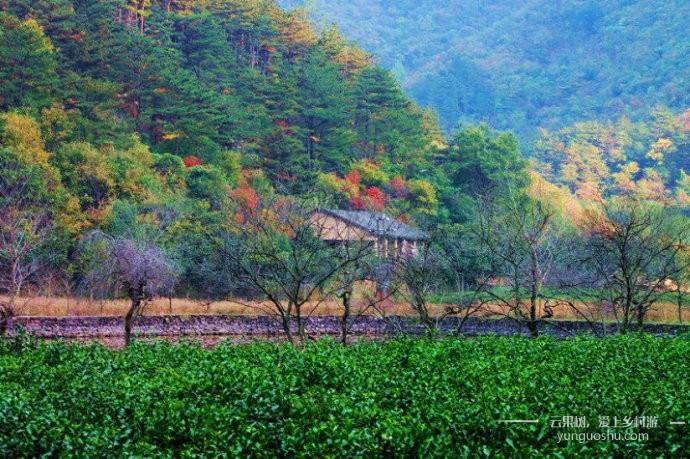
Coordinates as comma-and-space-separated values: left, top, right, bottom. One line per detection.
280, 0, 690, 139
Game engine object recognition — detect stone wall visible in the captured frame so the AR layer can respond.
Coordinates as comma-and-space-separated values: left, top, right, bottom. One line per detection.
6, 315, 689, 340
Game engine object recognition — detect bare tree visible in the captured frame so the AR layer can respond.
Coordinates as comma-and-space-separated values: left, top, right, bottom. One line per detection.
80, 232, 178, 346
665, 238, 690, 325
390, 242, 445, 336
0, 207, 51, 299
0, 165, 53, 335
387, 228, 491, 337
669, 265, 690, 325
539, 230, 610, 336
583, 199, 690, 333
331, 251, 390, 344
221, 199, 374, 344
473, 195, 563, 337
435, 226, 495, 334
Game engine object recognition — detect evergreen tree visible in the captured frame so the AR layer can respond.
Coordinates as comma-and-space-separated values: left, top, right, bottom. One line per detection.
0, 14, 57, 110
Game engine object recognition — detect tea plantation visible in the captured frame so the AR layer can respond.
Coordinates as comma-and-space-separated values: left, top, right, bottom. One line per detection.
1, 335, 688, 457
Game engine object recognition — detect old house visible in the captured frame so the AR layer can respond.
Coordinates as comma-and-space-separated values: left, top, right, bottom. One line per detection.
311, 209, 429, 257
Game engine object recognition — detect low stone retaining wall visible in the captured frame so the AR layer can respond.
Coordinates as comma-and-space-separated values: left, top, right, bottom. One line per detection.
6, 315, 689, 340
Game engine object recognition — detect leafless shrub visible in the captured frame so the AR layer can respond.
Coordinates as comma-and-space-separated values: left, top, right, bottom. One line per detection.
221, 199, 374, 344
79, 232, 178, 345
580, 199, 690, 333
0, 166, 54, 335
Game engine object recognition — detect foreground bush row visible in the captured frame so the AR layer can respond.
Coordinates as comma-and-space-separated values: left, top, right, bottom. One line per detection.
1, 335, 688, 457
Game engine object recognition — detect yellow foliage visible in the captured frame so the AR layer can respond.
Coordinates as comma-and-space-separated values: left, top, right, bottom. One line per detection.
162, 131, 183, 141
636, 170, 668, 202
56, 195, 90, 235
528, 171, 585, 225
41, 104, 76, 147
612, 162, 639, 194
23, 18, 55, 53
575, 181, 603, 203
407, 179, 437, 214
121, 135, 154, 167
561, 162, 578, 184
646, 137, 674, 162
675, 171, 690, 206
0, 112, 50, 166
351, 159, 389, 186
280, 10, 318, 53
613, 172, 636, 194
621, 161, 640, 175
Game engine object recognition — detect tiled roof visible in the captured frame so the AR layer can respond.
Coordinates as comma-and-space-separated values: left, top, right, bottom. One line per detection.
320, 209, 429, 241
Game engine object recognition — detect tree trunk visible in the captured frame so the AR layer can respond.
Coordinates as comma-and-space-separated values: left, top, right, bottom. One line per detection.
339, 289, 352, 345
0, 303, 11, 337
636, 305, 646, 332
124, 297, 141, 347
0, 293, 17, 338
677, 289, 684, 325
528, 245, 540, 338
415, 299, 435, 338
621, 281, 633, 334
423, 311, 435, 337
296, 310, 306, 343
280, 314, 294, 345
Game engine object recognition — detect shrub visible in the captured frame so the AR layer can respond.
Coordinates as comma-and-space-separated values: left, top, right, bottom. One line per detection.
0, 335, 687, 456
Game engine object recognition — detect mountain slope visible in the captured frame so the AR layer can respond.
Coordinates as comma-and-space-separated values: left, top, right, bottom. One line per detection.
0, 0, 446, 212
279, 0, 690, 139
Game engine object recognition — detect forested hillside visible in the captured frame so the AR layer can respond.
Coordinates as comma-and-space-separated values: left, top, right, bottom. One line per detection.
279, 0, 690, 138
533, 108, 690, 205
2, 0, 517, 300
0, 0, 446, 191
1, 0, 689, 304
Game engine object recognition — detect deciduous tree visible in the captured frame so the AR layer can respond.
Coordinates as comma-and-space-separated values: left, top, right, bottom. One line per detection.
80, 232, 178, 346
221, 199, 373, 344
583, 199, 690, 332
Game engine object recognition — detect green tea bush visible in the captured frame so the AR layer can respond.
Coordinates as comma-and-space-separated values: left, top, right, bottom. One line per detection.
1, 335, 688, 457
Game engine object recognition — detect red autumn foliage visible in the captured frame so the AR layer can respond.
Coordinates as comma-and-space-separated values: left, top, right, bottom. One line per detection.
183, 155, 203, 168
230, 184, 260, 212
123, 99, 139, 119
390, 176, 407, 197
397, 213, 410, 224
345, 170, 361, 187
276, 171, 294, 182
350, 195, 366, 210
365, 186, 386, 211
275, 119, 289, 129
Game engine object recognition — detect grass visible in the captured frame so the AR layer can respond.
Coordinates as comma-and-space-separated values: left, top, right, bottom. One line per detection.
5, 294, 689, 324
3, 295, 406, 317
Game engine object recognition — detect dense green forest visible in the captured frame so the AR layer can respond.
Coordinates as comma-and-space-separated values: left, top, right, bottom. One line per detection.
279, 0, 690, 138
0, 0, 525, 299
1, 0, 689, 304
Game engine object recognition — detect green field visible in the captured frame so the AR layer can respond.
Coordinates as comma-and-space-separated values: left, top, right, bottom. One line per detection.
1, 335, 688, 456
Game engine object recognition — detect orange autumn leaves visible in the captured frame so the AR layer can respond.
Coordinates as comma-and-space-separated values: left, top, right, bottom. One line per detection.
343, 170, 386, 211
182, 155, 262, 224
182, 155, 203, 168
317, 159, 438, 217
